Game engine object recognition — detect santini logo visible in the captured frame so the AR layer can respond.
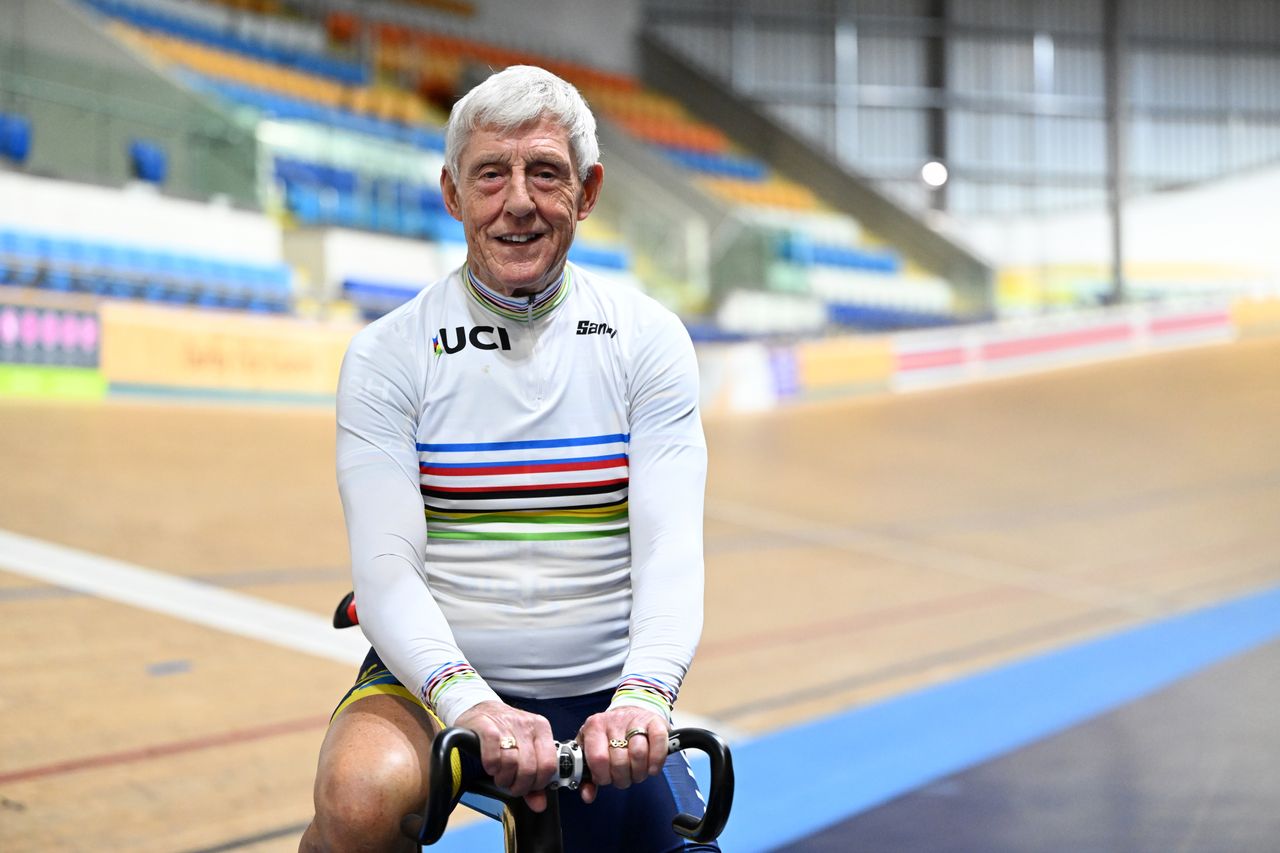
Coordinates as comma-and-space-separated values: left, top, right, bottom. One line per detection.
434, 326, 512, 356
576, 320, 618, 338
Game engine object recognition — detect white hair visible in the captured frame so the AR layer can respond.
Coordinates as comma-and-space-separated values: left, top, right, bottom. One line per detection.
444, 65, 600, 181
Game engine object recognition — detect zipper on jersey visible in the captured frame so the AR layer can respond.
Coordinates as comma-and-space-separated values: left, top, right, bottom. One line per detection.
523, 294, 540, 571
526, 295, 544, 406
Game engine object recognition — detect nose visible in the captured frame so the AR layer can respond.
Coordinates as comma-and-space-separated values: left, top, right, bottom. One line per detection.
503, 171, 535, 218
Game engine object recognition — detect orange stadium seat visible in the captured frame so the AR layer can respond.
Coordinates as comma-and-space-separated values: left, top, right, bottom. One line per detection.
396, 0, 475, 15
116, 24, 442, 130
117, 6, 814, 220
325, 12, 360, 45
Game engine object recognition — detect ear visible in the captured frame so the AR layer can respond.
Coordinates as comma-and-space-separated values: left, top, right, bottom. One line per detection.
440, 166, 463, 222
576, 163, 604, 221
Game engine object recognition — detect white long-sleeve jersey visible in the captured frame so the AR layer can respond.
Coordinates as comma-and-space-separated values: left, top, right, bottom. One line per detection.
335, 263, 706, 726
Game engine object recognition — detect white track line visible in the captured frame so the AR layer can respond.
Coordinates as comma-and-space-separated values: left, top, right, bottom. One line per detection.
0, 527, 368, 664
0, 527, 748, 742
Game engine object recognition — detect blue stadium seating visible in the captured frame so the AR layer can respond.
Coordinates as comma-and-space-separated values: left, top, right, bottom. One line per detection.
79, 0, 368, 86
778, 233, 902, 274
826, 301, 954, 331
658, 147, 769, 182
274, 155, 466, 244
567, 244, 631, 271
0, 112, 32, 164
129, 138, 168, 184
0, 226, 291, 313
342, 278, 423, 319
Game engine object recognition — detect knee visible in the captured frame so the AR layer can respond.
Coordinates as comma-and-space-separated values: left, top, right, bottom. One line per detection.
309, 747, 424, 851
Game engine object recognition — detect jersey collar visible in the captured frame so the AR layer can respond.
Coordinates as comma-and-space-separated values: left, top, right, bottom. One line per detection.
464, 264, 572, 323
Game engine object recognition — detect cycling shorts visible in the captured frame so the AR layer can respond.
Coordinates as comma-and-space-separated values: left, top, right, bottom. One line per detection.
334, 647, 720, 853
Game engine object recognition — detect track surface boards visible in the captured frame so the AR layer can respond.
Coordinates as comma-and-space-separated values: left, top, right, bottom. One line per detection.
2, 337, 1278, 851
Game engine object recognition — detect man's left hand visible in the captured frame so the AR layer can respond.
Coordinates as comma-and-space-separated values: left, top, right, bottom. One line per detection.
576, 706, 669, 804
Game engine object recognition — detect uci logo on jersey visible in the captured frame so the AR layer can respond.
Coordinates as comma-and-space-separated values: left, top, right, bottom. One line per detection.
576, 320, 618, 338
433, 325, 512, 356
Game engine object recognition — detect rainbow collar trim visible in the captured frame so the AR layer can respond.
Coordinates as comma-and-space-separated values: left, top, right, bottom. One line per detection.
465, 265, 572, 322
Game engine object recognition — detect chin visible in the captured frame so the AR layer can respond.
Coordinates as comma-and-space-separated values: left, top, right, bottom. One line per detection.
507, 261, 562, 289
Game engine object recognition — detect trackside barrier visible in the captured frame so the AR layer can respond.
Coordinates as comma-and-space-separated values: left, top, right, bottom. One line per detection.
0, 288, 105, 400
5, 295, 1273, 407
97, 301, 358, 400
1232, 295, 1280, 339
696, 297, 1253, 415
890, 298, 1234, 393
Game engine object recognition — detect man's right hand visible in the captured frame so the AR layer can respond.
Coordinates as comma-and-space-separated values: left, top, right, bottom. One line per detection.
453, 700, 558, 812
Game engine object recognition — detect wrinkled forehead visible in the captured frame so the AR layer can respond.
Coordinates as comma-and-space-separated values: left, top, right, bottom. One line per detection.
460, 116, 577, 168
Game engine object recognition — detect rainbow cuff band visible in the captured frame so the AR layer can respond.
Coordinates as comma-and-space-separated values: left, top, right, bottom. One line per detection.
611, 674, 678, 716
421, 660, 483, 711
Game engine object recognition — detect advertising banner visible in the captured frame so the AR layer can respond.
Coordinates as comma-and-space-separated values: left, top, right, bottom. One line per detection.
98, 302, 358, 401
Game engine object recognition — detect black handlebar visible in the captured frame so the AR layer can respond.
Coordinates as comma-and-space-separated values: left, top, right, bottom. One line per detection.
401, 727, 480, 845
664, 728, 735, 842
401, 726, 734, 846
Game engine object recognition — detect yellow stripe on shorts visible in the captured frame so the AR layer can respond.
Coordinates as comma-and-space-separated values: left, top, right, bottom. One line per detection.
331, 681, 463, 799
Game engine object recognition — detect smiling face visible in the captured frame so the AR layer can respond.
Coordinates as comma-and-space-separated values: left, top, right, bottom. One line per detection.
441, 117, 603, 298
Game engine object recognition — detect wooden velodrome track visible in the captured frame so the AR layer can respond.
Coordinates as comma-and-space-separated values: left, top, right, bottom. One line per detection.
2, 335, 1279, 852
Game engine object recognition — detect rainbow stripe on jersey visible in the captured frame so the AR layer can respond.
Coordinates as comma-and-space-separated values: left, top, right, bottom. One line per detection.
418, 433, 630, 542
465, 265, 571, 322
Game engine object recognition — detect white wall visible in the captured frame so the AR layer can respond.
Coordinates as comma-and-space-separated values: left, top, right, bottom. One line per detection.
282, 227, 445, 299
947, 163, 1280, 285
0, 171, 281, 262
1, 0, 155, 70
470, 0, 641, 74
299, 0, 642, 75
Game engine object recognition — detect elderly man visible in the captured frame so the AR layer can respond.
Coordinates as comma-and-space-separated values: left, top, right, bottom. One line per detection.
300, 65, 714, 852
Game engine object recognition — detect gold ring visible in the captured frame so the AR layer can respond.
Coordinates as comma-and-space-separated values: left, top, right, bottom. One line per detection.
499, 735, 518, 750
625, 728, 649, 740
609, 738, 629, 749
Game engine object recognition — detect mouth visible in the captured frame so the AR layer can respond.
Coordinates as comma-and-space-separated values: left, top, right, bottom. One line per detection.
496, 233, 545, 246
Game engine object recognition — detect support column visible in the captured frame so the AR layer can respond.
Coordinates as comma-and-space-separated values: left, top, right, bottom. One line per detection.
925, 0, 950, 211
1104, 0, 1128, 304
834, 3, 859, 168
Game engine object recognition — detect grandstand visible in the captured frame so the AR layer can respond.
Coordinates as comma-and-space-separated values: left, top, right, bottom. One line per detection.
1, 0, 1278, 399
2, 0, 976, 351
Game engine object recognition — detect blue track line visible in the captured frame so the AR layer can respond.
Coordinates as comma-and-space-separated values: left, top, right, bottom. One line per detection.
425, 583, 1280, 852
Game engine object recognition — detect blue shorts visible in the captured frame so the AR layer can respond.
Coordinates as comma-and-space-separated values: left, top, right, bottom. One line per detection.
334, 648, 720, 853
